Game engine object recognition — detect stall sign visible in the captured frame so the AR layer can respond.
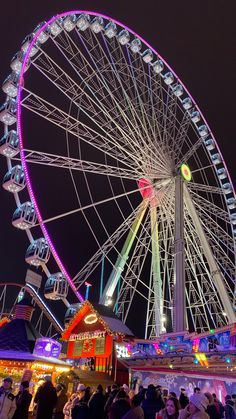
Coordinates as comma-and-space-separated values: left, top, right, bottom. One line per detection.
70, 330, 106, 341
33, 338, 61, 359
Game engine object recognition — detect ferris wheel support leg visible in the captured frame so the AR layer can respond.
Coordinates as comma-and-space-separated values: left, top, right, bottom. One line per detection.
184, 185, 236, 324
150, 200, 163, 337
174, 175, 186, 333
100, 199, 149, 306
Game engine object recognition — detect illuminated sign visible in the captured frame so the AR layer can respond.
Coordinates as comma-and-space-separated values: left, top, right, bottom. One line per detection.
180, 163, 192, 182
70, 330, 105, 341
33, 338, 61, 359
84, 313, 98, 324
116, 344, 130, 358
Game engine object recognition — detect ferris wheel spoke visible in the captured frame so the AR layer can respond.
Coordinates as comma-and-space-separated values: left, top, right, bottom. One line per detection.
184, 184, 236, 323
188, 182, 224, 195
73, 203, 144, 286
33, 48, 151, 165
191, 190, 230, 223
50, 30, 168, 172
175, 136, 203, 169
21, 88, 142, 170
15, 148, 141, 180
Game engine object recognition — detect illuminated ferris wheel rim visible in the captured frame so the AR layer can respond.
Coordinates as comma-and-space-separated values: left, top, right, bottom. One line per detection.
0, 9, 233, 337
15, 10, 235, 297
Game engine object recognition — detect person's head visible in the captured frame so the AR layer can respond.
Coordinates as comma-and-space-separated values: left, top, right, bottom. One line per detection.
115, 389, 128, 400
122, 384, 129, 393
189, 393, 209, 414
20, 381, 29, 391
131, 394, 141, 408
111, 384, 118, 391
169, 391, 177, 398
232, 394, 236, 401
77, 383, 86, 399
212, 393, 216, 399
105, 385, 111, 394
194, 387, 201, 394
97, 384, 103, 393
204, 392, 213, 405
166, 397, 180, 417
69, 393, 77, 402
2, 377, 13, 390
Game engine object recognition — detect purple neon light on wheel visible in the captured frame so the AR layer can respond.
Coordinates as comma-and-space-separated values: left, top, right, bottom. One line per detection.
1, 10, 235, 337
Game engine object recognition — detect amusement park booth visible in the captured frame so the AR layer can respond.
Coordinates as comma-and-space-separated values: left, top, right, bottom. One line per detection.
0, 297, 70, 394
62, 300, 133, 377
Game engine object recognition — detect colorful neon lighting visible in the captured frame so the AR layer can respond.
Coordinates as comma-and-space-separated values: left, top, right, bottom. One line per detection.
180, 163, 192, 182
84, 313, 98, 324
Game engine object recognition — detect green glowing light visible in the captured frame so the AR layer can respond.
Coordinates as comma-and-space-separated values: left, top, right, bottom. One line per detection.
180, 163, 192, 182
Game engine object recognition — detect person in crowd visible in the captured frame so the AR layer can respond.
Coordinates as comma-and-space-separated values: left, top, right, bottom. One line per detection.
204, 392, 221, 419
122, 394, 144, 419
63, 393, 77, 419
135, 387, 146, 406
34, 376, 57, 419
13, 380, 32, 419
52, 383, 68, 419
89, 384, 105, 419
178, 393, 209, 419
232, 395, 236, 414
141, 384, 165, 419
224, 395, 236, 419
71, 384, 89, 419
169, 392, 177, 399
0, 377, 16, 419
212, 393, 224, 418
105, 386, 111, 403
193, 388, 201, 395
158, 397, 180, 419
179, 389, 189, 410
108, 398, 131, 419
84, 386, 91, 404
123, 384, 129, 395
104, 384, 119, 418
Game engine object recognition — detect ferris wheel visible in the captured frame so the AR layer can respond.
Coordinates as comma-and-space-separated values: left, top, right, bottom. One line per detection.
1, 10, 235, 338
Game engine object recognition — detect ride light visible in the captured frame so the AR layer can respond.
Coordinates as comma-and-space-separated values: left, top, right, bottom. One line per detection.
142, 49, 153, 63
104, 21, 117, 38
227, 197, 236, 210
198, 125, 208, 137
211, 153, 222, 165
152, 59, 164, 74
90, 16, 104, 33
130, 38, 142, 53
217, 167, 227, 180
204, 139, 215, 151
11, 51, 31, 73
84, 313, 98, 324
182, 97, 192, 110
63, 15, 77, 32
172, 84, 184, 97
76, 14, 91, 31
190, 110, 200, 123
2, 74, 19, 98
164, 72, 174, 85
21, 35, 38, 57
0, 130, 19, 158
50, 18, 63, 36
117, 30, 130, 45
222, 183, 232, 194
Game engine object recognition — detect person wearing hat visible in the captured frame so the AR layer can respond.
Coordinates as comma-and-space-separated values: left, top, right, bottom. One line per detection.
179, 393, 209, 419
71, 384, 89, 419
0, 377, 16, 419
12, 380, 32, 419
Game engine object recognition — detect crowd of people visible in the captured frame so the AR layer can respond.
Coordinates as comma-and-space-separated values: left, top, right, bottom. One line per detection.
0, 375, 236, 419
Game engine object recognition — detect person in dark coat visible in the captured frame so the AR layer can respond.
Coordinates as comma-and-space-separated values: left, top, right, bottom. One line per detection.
179, 388, 189, 409
109, 398, 131, 419
71, 384, 89, 419
34, 378, 57, 419
104, 384, 119, 418
84, 386, 91, 404
141, 385, 165, 419
89, 384, 105, 419
204, 392, 221, 419
53, 383, 68, 419
224, 395, 236, 419
12, 380, 32, 419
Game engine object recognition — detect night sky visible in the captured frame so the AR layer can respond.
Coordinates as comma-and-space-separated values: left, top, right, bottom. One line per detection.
0, 0, 235, 335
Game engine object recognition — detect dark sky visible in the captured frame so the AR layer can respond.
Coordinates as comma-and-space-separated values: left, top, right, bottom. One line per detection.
0, 0, 235, 333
